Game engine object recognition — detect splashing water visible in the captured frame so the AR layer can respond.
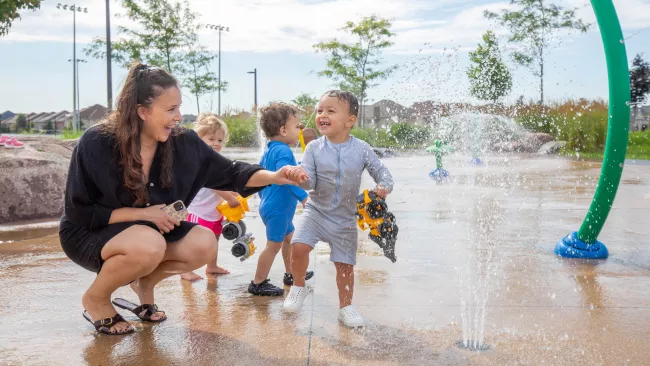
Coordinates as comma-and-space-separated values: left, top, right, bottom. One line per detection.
435, 113, 526, 154
458, 167, 510, 351
257, 114, 266, 157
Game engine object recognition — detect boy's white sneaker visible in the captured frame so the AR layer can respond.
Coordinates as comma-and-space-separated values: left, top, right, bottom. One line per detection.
283, 285, 310, 313
338, 305, 365, 328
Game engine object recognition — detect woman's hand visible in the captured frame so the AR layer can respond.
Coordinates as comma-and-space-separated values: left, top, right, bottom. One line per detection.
139, 204, 181, 234
276, 166, 308, 185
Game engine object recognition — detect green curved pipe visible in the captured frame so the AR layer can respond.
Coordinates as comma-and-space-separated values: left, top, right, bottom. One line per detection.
577, 0, 631, 244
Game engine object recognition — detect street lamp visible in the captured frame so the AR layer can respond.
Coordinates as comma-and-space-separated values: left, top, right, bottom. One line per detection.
247, 68, 258, 115
206, 24, 229, 116
69, 59, 87, 129
57, 3, 88, 133
106, 0, 113, 111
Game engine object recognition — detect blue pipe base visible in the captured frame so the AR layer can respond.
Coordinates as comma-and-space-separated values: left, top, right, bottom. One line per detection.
468, 157, 483, 165
429, 168, 449, 181
554, 231, 609, 259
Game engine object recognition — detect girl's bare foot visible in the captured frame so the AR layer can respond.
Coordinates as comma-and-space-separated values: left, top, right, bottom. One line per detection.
206, 265, 230, 275
129, 280, 165, 321
82, 291, 134, 333
180, 271, 203, 281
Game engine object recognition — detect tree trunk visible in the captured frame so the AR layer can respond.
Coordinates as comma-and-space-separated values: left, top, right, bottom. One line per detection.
196, 93, 200, 116
539, 47, 544, 105
166, 45, 172, 73
359, 97, 364, 128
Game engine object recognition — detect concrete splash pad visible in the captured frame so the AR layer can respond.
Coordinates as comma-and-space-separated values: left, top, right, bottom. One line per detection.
1, 154, 650, 365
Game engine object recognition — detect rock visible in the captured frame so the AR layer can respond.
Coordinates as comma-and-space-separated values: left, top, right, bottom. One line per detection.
0, 140, 72, 224
538, 141, 567, 155
373, 148, 396, 158
516, 133, 555, 153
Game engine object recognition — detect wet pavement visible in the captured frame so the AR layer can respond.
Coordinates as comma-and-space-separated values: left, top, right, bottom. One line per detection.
1, 152, 650, 365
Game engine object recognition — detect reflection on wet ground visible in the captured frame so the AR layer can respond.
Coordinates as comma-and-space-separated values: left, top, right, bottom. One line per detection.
1, 154, 649, 365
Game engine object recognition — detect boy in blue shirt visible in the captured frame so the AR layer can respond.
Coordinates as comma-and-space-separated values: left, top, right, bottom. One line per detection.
248, 103, 314, 296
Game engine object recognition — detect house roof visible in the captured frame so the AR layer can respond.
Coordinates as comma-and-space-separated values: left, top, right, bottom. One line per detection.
32, 112, 57, 124
1, 111, 15, 120
1, 115, 18, 125
47, 110, 70, 122
79, 104, 109, 121
361, 100, 409, 120
28, 112, 50, 122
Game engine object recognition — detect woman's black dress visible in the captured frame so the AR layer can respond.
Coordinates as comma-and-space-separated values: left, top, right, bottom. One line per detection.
59, 126, 264, 273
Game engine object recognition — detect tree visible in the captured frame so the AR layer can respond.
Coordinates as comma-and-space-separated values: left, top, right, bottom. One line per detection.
630, 53, 650, 130
85, 0, 198, 73
0, 0, 40, 37
15, 114, 26, 132
291, 93, 319, 128
467, 31, 512, 104
314, 15, 397, 127
485, 0, 589, 105
179, 47, 225, 115
44, 120, 54, 133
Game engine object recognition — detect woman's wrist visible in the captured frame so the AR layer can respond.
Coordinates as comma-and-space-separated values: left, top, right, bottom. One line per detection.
109, 207, 145, 224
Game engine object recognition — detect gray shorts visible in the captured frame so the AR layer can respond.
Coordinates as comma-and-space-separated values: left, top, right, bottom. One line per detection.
292, 209, 358, 265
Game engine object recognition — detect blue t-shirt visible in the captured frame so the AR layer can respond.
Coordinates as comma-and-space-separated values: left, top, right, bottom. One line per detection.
258, 141, 308, 217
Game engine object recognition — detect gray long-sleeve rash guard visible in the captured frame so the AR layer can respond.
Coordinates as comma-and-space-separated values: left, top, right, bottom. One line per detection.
300, 136, 394, 225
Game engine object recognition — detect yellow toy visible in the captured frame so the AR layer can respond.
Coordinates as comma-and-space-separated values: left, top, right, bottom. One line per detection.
298, 128, 318, 152
356, 189, 398, 262
217, 196, 256, 261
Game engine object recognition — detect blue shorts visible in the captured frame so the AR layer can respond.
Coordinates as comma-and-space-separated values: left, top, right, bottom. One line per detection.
261, 211, 296, 243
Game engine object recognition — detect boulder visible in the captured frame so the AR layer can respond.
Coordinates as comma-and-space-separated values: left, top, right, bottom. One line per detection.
0, 139, 75, 224
490, 132, 555, 153
538, 141, 567, 155
516, 132, 555, 153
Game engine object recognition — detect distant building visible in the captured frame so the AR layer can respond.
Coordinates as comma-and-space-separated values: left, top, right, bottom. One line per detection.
79, 104, 109, 128
359, 100, 411, 128
182, 114, 198, 124
631, 105, 649, 131
0, 111, 15, 121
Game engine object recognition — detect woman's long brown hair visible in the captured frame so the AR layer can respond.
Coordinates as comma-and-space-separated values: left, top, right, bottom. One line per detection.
100, 63, 179, 206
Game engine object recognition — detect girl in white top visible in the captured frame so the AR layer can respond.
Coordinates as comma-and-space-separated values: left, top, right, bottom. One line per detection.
180, 114, 240, 281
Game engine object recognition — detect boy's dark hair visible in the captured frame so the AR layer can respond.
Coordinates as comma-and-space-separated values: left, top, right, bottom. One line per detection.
259, 102, 299, 138
322, 90, 359, 117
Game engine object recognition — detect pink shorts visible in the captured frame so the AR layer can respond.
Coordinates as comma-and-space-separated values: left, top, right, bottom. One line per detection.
187, 213, 223, 236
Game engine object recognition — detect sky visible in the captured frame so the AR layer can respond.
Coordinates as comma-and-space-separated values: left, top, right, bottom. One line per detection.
1, 0, 649, 115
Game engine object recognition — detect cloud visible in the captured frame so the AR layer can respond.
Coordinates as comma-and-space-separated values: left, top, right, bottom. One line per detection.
2, 0, 648, 55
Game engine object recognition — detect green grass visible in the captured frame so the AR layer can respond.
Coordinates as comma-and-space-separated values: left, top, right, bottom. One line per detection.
561, 131, 650, 160
61, 129, 84, 140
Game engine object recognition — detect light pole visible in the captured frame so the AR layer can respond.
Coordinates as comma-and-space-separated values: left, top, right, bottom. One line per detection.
57, 3, 88, 132
70, 59, 87, 129
106, 0, 113, 111
206, 24, 229, 116
247, 68, 258, 115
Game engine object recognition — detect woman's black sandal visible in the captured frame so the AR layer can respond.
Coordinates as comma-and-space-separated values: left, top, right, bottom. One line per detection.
112, 298, 167, 322
83, 310, 135, 335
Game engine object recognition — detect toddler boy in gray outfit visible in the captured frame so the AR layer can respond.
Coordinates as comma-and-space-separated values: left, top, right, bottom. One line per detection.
283, 90, 394, 328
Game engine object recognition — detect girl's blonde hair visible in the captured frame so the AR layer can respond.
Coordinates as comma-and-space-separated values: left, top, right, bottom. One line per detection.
194, 113, 229, 142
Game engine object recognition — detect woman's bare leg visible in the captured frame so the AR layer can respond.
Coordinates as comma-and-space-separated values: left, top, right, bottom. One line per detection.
82, 225, 166, 333
131, 225, 218, 317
